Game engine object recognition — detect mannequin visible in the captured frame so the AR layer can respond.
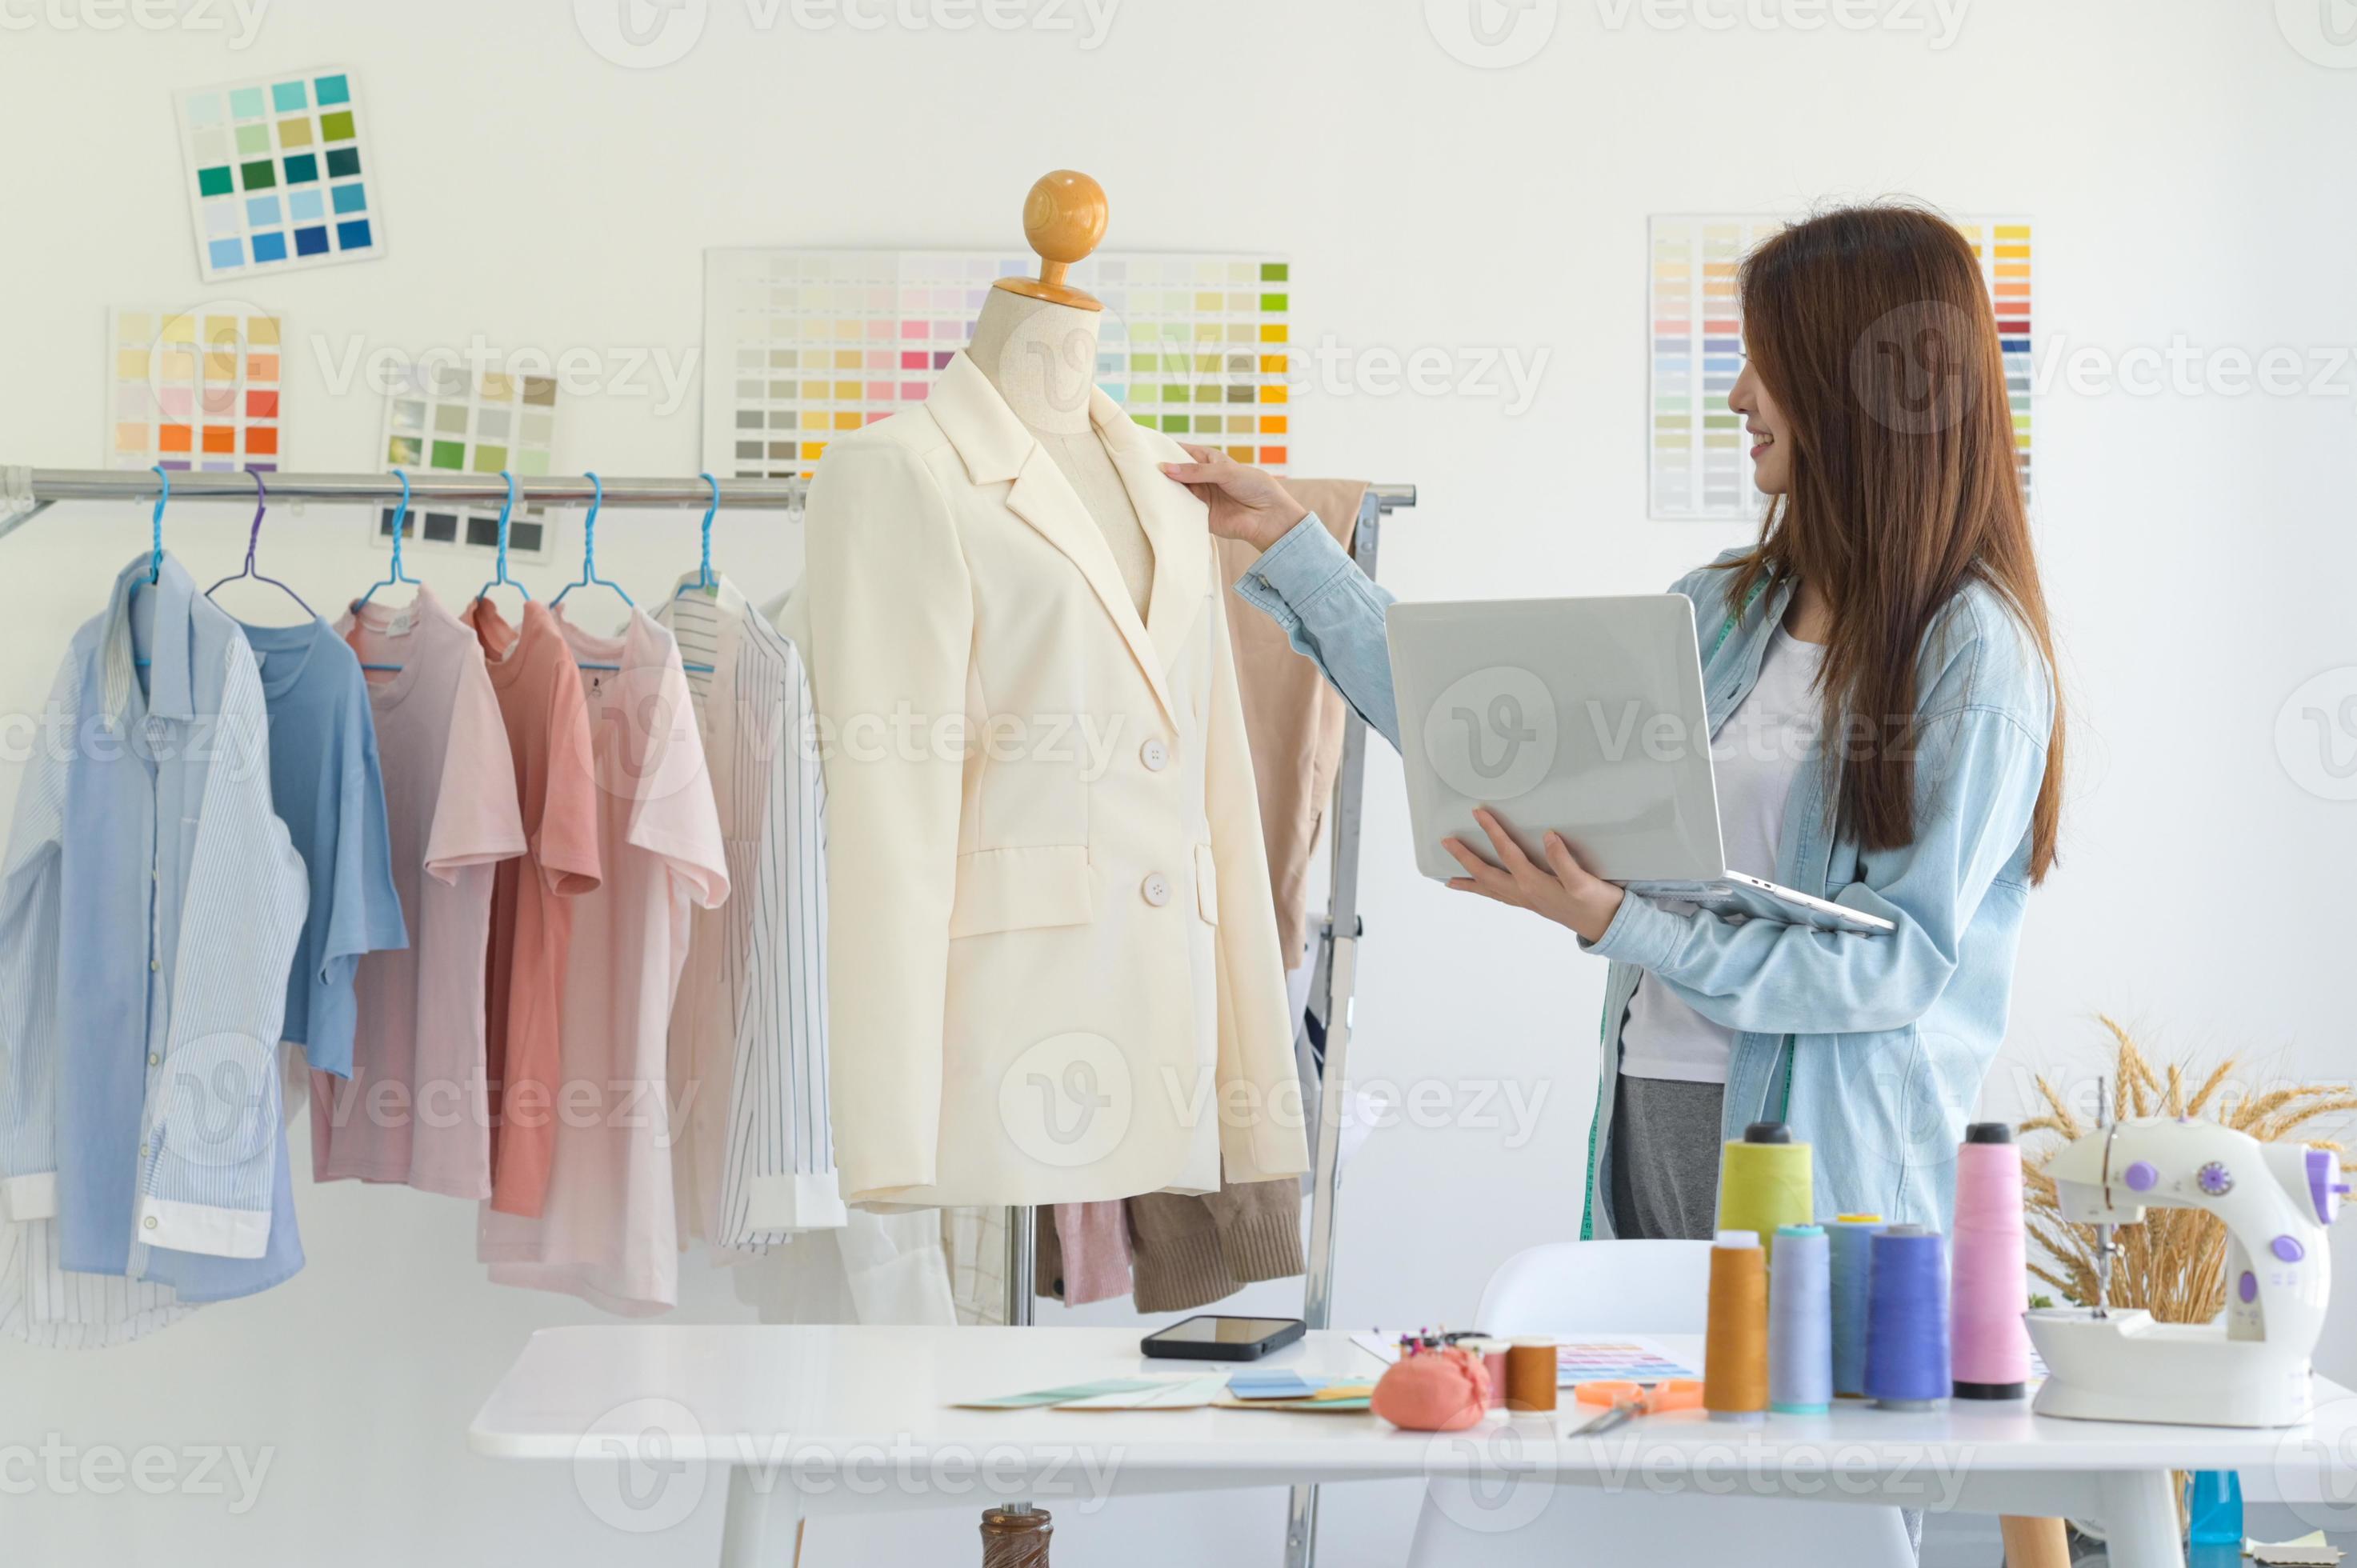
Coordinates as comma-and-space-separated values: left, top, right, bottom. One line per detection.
962, 172, 1154, 616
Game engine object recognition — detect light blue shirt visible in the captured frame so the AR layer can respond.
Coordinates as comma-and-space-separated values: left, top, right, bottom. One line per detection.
0, 553, 310, 1332
1232, 518, 2056, 1234
236, 617, 407, 1079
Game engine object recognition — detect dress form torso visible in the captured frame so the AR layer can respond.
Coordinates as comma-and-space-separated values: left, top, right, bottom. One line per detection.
966, 288, 1154, 617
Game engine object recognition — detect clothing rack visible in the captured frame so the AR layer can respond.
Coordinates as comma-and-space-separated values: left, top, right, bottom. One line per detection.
3, 463, 1416, 1568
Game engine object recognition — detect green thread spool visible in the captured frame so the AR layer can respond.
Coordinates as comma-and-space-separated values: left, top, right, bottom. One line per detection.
1716, 1122, 1815, 1266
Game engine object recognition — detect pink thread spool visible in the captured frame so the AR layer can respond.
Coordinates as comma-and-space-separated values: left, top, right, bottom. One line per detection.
1950, 1122, 2031, 1399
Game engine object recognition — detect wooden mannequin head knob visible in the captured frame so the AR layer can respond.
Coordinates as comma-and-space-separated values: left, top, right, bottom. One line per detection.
993, 170, 1107, 312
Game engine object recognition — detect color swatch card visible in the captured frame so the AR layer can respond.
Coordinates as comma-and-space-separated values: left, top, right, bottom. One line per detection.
1552, 1339, 1696, 1386
377, 358, 558, 555
177, 66, 382, 280
701, 248, 1291, 482
106, 305, 284, 472
1647, 214, 2034, 520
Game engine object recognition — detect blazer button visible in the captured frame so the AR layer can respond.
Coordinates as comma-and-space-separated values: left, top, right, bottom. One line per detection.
1140, 739, 1170, 772
1141, 874, 1172, 907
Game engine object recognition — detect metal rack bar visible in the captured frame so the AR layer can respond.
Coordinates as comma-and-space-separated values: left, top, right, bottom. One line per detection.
1283, 490, 1390, 1568
2, 466, 1416, 533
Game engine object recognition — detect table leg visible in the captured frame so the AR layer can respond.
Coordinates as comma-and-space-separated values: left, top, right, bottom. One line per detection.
718, 1466, 806, 1568
2095, 1471, 2187, 1568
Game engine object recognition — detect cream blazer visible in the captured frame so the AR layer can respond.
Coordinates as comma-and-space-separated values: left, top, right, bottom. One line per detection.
798, 351, 1307, 1210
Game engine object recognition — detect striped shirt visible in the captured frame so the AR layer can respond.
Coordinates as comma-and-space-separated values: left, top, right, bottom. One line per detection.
658, 579, 842, 1253
0, 553, 309, 1342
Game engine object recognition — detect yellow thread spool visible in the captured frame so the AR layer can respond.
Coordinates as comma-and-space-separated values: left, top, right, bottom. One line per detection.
1716, 1121, 1815, 1266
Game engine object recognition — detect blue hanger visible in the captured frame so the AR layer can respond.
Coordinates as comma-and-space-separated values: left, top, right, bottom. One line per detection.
674, 473, 721, 600
662, 472, 722, 676
206, 468, 316, 618
361, 468, 424, 607
147, 465, 168, 585
357, 469, 422, 672
131, 466, 168, 669
473, 470, 534, 607
554, 474, 640, 673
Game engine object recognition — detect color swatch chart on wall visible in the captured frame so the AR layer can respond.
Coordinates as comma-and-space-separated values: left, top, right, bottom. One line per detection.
1955, 218, 2035, 492
376, 361, 558, 554
176, 66, 381, 280
701, 248, 1291, 481
106, 306, 284, 472
1647, 215, 1787, 522
1647, 214, 2035, 521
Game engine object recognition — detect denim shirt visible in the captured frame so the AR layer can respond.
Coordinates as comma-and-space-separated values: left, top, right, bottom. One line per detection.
1232, 517, 2055, 1234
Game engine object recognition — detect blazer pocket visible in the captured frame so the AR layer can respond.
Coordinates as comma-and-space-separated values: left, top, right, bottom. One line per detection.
1193, 842, 1219, 925
949, 845, 1093, 938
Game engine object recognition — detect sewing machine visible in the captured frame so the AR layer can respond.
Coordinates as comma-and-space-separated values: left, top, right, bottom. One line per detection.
2026, 1110, 2347, 1427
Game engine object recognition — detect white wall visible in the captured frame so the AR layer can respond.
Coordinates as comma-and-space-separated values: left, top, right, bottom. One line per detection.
5, 2, 2355, 1563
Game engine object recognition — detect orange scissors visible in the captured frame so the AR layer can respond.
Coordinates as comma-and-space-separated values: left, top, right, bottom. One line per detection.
1571, 1378, 1704, 1430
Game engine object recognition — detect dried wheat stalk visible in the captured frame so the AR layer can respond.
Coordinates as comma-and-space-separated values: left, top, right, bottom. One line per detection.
2019, 1016, 2355, 1323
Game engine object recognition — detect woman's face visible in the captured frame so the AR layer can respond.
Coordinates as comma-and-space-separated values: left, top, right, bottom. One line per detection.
1729, 354, 1791, 494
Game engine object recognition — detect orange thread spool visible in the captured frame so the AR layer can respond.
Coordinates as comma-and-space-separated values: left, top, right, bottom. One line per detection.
1703, 1230, 1769, 1422
1505, 1338, 1559, 1412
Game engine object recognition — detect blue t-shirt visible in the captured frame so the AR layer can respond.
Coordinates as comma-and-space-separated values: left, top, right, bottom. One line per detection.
145, 617, 406, 1302
242, 618, 407, 1077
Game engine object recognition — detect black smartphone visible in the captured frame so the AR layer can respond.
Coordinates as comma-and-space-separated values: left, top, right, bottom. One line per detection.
1139, 1314, 1307, 1362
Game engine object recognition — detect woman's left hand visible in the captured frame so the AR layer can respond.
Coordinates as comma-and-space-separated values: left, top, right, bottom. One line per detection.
1443, 808, 1626, 944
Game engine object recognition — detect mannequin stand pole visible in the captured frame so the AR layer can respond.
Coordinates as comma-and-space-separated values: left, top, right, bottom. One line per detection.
983, 1206, 1045, 1562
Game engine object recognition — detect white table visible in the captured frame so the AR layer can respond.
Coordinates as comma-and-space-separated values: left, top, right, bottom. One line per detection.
468, 1326, 2357, 1568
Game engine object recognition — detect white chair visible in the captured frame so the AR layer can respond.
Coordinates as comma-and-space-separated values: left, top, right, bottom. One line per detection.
1403, 1240, 1914, 1567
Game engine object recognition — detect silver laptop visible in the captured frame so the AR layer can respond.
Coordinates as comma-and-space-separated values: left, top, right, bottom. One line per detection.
1386, 594, 1895, 936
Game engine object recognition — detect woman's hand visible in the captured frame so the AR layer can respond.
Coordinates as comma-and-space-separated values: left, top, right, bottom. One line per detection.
1158, 444, 1309, 553
1443, 808, 1627, 944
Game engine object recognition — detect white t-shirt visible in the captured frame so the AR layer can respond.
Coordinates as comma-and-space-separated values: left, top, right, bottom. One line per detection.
1618, 625, 1826, 1084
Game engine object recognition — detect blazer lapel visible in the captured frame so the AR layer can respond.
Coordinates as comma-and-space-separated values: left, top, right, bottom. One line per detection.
1003, 449, 1178, 728
930, 352, 1180, 729
1091, 386, 1208, 662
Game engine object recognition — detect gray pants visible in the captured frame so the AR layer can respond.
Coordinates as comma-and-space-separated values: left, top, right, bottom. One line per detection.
1606, 1074, 1725, 1240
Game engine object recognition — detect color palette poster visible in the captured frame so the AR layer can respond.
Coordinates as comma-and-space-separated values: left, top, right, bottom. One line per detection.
375, 359, 558, 556
1647, 214, 2034, 521
176, 66, 382, 281
106, 305, 284, 472
700, 248, 1292, 481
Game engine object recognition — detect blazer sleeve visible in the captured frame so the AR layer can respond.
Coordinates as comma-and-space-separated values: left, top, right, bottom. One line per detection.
1201, 535, 1311, 1184
802, 438, 973, 1203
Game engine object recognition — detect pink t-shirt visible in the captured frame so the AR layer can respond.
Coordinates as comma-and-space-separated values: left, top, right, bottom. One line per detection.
479, 607, 729, 1315
465, 598, 602, 1218
314, 588, 526, 1196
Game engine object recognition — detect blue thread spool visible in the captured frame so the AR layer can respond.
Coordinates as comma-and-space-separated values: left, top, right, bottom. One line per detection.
1863, 1224, 1951, 1409
1828, 1214, 1884, 1398
1768, 1223, 1832, 1414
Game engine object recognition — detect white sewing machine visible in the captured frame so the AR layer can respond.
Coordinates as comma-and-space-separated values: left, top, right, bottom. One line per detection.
2027, 1111, 2347, 1427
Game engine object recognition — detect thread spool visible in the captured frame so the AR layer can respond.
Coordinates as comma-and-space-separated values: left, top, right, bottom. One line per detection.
1863, 1224, 1951, 1409
1460, 1338, 1509, 1409
1828, 1214, 1885, 1398
1505, 1338, 1558, 1413
1716, 1122, 1815, 1266
1703, 1230, 1768, 1422
1951, 1122, 2031, 1400
1767, 1223, 1833, 1414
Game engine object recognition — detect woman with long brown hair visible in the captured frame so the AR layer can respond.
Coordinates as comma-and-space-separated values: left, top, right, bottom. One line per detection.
1165, 203, 2063, 1239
